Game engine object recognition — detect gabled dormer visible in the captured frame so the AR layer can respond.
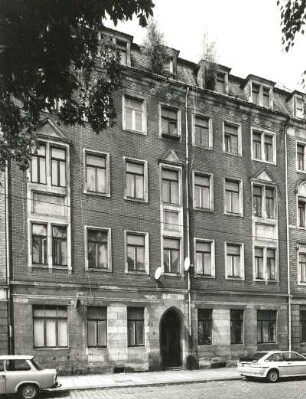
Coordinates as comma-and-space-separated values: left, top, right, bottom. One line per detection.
102, 27, 133, 67
243, 74, 275, 109
287, 90, 305, 119
195, 60, 231, 94
215, 64, 231, 95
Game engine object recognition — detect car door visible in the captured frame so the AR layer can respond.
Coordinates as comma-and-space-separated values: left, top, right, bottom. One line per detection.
0, 360, 6, 394
282, 352, 304, 376
5, 359, 32, 394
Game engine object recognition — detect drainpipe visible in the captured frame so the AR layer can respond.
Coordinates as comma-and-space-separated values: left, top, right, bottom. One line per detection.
185, 86, 192, 344
284, 117, 291, 351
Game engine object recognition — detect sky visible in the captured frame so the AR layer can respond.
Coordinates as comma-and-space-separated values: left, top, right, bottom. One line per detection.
106, 0, 306, 92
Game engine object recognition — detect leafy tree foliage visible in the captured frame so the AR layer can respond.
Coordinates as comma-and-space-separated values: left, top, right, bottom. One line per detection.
0, 0, 154, 170
142, 20, 168, 75
278, 0, 306, 52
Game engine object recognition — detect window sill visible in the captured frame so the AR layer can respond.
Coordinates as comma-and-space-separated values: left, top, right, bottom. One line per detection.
128, 345, 145, 348
84, 190, 111, 198
226, 276, 243, 281
192, 144, 213, 151
195, 274, 215, 279
224, 212, 243, 218
161, 133, 181, 141
123, 128, 147, 136
86, 268, 111, 273
124, 197, 148, 204
194, 207, 214, 213
34, 347, 69, 350
223, 151, 242, 157
126, 270, 148, 275
164, 272, 181, 277
297, 169, 306, 174
252, 158, 276, 166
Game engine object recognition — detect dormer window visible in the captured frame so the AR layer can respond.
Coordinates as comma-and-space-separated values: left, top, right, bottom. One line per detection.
295, 95, 305, 119
116, 39, 128, 65
251, 82, 272, 108
216, 72, 226, 94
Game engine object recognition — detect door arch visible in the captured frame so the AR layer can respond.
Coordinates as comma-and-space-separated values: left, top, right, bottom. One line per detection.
160, 308, 182, 369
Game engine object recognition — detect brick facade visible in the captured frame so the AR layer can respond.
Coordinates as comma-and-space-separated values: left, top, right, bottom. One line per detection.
5, 28, 306, 373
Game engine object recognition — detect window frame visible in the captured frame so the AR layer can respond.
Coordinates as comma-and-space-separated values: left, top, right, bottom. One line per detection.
193, 171, 214, 211
230, 309, 244, 345
198, 308, 212, 345
257, 309, 277, 344
122, 95, 147, 135
298, 245, 306, 285
250, 82, 273, 109
84, 149, 111, 197
127, 307, 145, 347
84, 226, 112, 272
159, 103, 181, 139
162, 236, 181, 275
192, 113, 213, 149
87, 306, 107, 348
253, 245, 278, 282
297, 142, 306, 173
300, 310, 306, 341
33, 305, 68, 348
224, 178, 243, 216
225, 242, 244, 280
251, 128, 276, 164
123, 157, 148, 202
194, 238, 215, 278
252, 183, 276, 220
295, 95, 305, 119
161, 165, 181, 206
222, 121, 242, 156
124, 230, 149, 274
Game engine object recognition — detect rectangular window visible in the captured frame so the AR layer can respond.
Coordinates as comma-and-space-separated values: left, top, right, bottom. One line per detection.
216, 72, 226, 94
194, 174, 211, 209
161, 106, 179, 137
252, 130, 275, 163
265, 187, 275, 219
86, 153, 107, 194
162, 168, 179, 205
194, 115, 210, 148
267, 248, 276, 280
198, 309, 212, 345
231, 310, 243, 344
253, 186, 262, 217
252, 83, 260, 105
224, 122, 239, 155
127, 307, 144, 347
297, 144, 306, 171
225, 179, 241, 215
33, 306, 68, 348
116, 39, 127, 65
87, 229, 108, 269
226, 244, 242, 278
124, 96, 144, 132
126, 233, 146, 272
299, 252, 306, 283
298, 200, 306, 228
125, 160, 145, 200
32, 224, 47, 265
196, 241, 213, 276
296, 96, 304, 119
51, 147, 66, 187
257, 310, 276, 344
251, 83, 271, 108
300, 310, 306, 342
163, 237, 180, 274
31, 144, 46, 184
87, 307, 107, 347
262, 87, 270, 108
254, 247, 264, 279
52, 225, 67, 266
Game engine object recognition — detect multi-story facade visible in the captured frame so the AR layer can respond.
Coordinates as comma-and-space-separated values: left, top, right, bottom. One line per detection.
4, 27, 306, 373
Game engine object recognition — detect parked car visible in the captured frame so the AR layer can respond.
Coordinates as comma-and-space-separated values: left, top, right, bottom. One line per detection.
0, 355, 60, 399
237, 350, 306, 382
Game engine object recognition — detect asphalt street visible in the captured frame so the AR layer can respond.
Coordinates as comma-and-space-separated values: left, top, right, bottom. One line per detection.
40, 378, 306, 399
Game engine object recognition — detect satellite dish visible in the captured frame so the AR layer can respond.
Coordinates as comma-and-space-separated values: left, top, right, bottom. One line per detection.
154, 267, 162, 280
184, 257, 191, 271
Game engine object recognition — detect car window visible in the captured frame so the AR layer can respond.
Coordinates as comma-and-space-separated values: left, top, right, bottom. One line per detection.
266, 353, 284, 362
6, 359, 31, 371
283, 352, 305, 361
31, 358, 43, 370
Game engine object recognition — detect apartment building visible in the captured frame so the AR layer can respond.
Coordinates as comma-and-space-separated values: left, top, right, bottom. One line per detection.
4, 27, 306, 373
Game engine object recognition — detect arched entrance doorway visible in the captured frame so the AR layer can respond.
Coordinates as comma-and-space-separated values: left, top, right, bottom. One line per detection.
160, 308, 182, 369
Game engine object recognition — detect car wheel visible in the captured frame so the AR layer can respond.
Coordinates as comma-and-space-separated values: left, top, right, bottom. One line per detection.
267, 369, 279, 383
19, 384, 38, 399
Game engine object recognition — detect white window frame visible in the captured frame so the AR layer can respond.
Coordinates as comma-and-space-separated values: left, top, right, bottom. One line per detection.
253, 245, 278, 282
252, 183, 276, 220
224, 178, 243, 216
122, 95, 147, 134
84, 226, 112, 272
194, 238, 215, 278
298, 244, 306, 285
297, 182, 306, 229
215, 71, 228, 95
162, 235, 182, 275
295, 95, 305, 119
222, 121, 242, 156
123, 157, 148, 202
29, 220, 71, 271
192, 113, 213, 149
297, 141, 306, 172
251, 128, 276, 164
83, 149, 111, 197
160, 164, 182, 206
124, 230, 149, 275
225, 242, 244, 280
250, 82, 273, 109
193, 171, 214, 211
159, 103, 181, 138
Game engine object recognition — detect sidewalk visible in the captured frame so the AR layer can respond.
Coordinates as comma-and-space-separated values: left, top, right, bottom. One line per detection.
57, 367, 241, 391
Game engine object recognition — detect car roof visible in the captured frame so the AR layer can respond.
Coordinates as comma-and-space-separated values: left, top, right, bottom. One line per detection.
0, 355, 34, 360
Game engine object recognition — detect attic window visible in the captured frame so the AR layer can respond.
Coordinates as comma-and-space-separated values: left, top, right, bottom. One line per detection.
295, 96, 305, 119
251, 82, 272, 109
216, 72, 226, 94
116, 39, 128, 65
